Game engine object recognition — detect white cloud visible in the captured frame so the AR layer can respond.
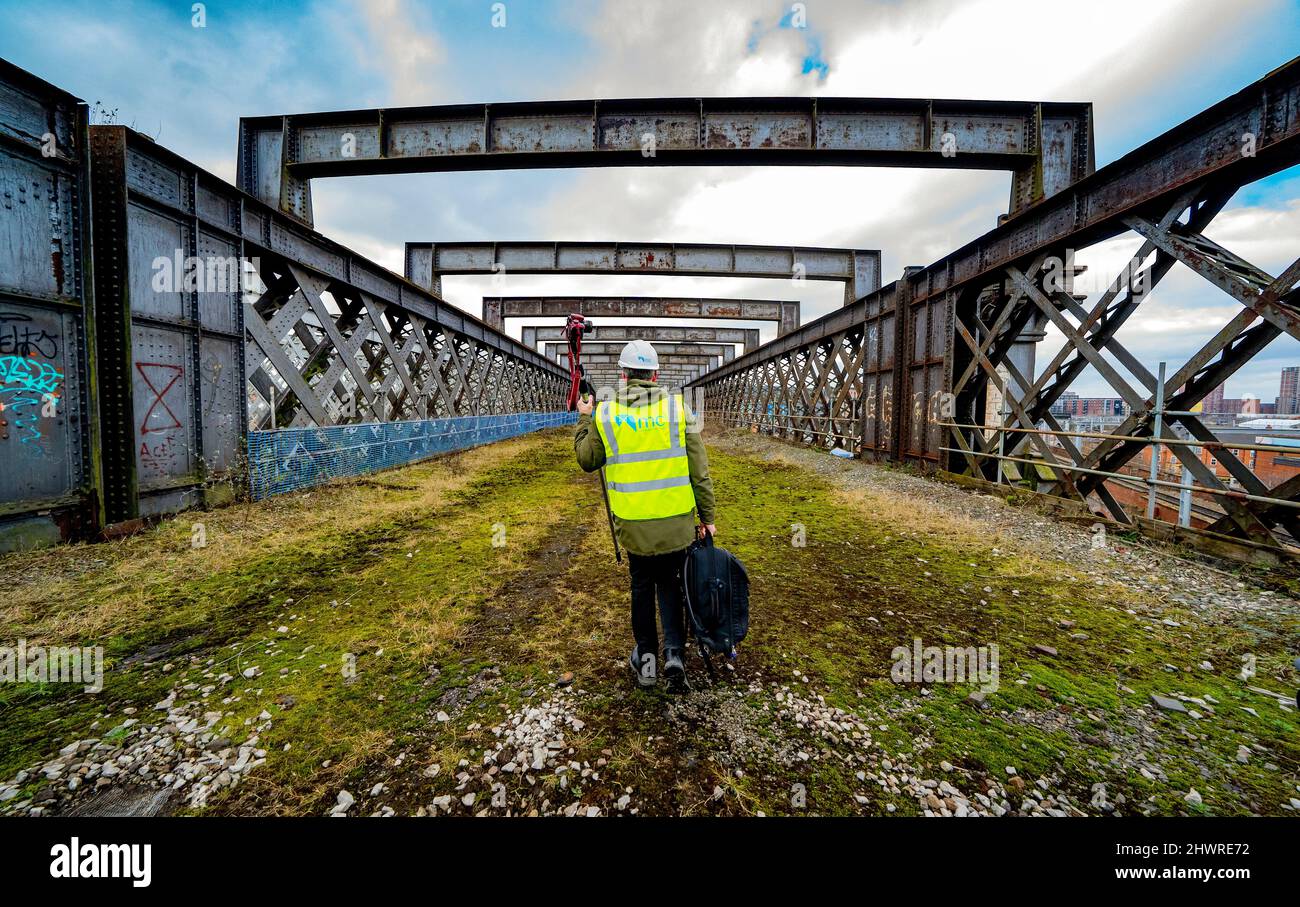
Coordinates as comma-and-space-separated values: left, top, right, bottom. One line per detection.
1203, 196, 1300, 274
517, 0, 1284, 299
334, 0, 448, 107
498, 0, 1296, 399
10, 0, 1293, 398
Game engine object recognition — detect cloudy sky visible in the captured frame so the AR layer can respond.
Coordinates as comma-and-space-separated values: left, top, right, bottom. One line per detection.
3, 0, 1298, 400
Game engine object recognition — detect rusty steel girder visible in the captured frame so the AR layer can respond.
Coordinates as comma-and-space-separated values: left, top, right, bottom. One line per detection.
543, 341, 735, 363
523, 324, 760, 353
240, 98, 1093, 226
243, 256, 568, 432
0, 59, 99, 549
484, 296, 800, 335
79, 123, 567, 526
406, 242, 881, 305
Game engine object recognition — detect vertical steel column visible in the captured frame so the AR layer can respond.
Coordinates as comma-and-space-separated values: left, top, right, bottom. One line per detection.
88, 127, 140, 526
996, 390, 1009, 485
1178, 457, 1195, 527
1145, 361, 1167, 520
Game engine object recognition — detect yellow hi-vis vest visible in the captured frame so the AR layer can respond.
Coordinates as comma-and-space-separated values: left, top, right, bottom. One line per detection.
595, 392, 695, 521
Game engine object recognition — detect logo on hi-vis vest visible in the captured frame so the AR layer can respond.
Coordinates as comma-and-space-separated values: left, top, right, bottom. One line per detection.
614, 413, 665, 431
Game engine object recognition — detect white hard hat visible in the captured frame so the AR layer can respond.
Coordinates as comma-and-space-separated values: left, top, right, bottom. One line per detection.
618, 339, 659, 370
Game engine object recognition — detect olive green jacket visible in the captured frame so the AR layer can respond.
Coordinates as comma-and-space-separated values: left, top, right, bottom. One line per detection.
574, 380, 716, 556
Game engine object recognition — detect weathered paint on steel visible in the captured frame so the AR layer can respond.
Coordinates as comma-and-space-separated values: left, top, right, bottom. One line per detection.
406, 241, 880, 305
247, 412, 575, 499
524, 325, 759, 352
691, 55, 1300, 545
0, 59, 97, 547
242, 97, 1092, 226
484, 296, 800, 335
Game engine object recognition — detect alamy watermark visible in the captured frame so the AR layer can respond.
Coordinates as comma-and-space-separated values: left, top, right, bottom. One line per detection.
50, 837, 150, 887
1, 639, 104, 693
151, 253, 261, 295
891, 637, 999, 693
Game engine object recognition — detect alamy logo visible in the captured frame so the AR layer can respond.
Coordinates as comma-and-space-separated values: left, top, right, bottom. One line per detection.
150, 252, 260, 294
890, 637, 999, 692
1, 639, 103, 693
49, 838, 151, 888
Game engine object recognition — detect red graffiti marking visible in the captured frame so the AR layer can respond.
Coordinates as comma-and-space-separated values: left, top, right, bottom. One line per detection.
136, 361, 184, 434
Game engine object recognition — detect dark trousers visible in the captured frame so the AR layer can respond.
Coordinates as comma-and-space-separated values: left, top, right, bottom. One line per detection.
628, 551, 687, 656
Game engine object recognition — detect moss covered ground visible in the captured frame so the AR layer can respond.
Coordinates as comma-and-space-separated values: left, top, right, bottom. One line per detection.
1, 428, 1296, 816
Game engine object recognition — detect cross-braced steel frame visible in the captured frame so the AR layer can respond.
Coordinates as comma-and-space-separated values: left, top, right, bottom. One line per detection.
693, 56, 1300, 555
947, 182, 1300, 550
700, 320, 871, 448
245, 258, 567, 430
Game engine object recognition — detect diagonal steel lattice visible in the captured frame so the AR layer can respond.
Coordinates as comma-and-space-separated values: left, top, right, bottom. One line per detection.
701, 322, 870, 448
949, 183, 1300, 548
700, 186, 1300, 549
243, 256, 567, 431
694, 55, 1300, 554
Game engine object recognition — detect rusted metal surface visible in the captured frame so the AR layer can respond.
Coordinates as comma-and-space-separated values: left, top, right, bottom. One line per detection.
85, 124, 566, 526
0, 59, 98, 549
93, 131, 251, 519
8, 51, 1300, 558
524, 324, 759, 353
407, 242, 880, 304
858, 274, 905, 461
543, 341, 735, 363
694, 56, 1300, 549
241, 98, 1093, 225
901, 284, 953, 464
485, 296, 799, 335
901, 57, 1300, 315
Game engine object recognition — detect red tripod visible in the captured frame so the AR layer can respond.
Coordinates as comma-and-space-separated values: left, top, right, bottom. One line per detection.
564, 313, 594, 411
563, 312, 621, 563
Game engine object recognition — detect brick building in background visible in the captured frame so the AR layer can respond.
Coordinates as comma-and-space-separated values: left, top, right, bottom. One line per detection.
1058, 427, 1300, 529
1049, 393, 1129, 418
1202, 382, 1226, 413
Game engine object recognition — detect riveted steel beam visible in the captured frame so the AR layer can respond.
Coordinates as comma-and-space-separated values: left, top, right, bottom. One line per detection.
697, 55, 1300, 392
543, 341, 734, 362
78, 122, 567, 523
407, 242, 880, 304
523, 324, 760, 352
0, 59, 101, 546
239, 97, 1093, 226
485, 296, 799, 335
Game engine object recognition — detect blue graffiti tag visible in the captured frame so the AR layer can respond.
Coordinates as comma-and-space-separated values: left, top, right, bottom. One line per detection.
0, 355, 63, 443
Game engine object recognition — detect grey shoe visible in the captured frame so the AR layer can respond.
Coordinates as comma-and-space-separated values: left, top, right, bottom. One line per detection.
629, 646, 657, 689
663, 648, 687, 692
